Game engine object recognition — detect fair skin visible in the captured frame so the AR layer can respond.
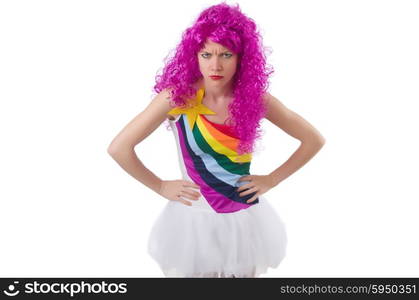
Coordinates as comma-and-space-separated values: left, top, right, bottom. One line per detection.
197, 40, 237, 107
108, 40, 325, 207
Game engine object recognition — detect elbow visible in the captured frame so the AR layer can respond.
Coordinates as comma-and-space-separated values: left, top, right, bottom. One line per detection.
316, 136, 326, 149
107, 141, 123, 157
318, 136, 326, 146
107, 144, 118, 157
107, 141, 134, 157
301, 134, 326, 148
313, 131, 326, 147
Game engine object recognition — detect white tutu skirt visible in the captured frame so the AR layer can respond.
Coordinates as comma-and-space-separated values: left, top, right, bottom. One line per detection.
147, 194, 287, 278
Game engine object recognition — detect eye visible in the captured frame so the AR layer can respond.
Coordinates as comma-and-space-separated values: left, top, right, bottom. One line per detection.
201, 53, 211, 59
223, 53, 233, 58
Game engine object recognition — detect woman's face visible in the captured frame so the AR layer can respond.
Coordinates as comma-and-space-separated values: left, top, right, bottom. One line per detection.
197, 39, 238, 88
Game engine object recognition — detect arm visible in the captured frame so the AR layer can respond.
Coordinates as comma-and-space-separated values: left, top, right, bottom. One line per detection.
107, 89, 173, 194
263, 92, 326, 187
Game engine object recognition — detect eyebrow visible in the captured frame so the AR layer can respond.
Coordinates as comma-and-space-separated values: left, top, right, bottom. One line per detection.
200, 50, 231, 53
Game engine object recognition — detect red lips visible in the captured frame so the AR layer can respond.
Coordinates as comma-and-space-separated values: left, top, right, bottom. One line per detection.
209, 75, 224, 80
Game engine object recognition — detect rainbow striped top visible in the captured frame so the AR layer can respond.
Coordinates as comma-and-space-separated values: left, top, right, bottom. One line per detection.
167, 88, 259, 213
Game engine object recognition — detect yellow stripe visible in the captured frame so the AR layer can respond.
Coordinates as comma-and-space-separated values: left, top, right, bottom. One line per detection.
196, 116, 252, 163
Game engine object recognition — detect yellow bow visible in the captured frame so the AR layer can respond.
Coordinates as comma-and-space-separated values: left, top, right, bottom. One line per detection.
167, 88, 216, 130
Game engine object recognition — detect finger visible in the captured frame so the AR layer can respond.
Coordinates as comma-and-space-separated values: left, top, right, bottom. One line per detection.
238, 176, 250, 182
183, 188, 201, 198
237, 183, 254, 193
181, 189, 201, 200
182, 189, 201, 197
239, 187, 258, 197
179, 199, 192, 206
246, 194, 259, 203
176, 195, 192, 206
184, 181, 201, 189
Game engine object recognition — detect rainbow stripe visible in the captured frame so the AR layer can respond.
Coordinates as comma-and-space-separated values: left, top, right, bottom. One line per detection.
174, 113, 259, 213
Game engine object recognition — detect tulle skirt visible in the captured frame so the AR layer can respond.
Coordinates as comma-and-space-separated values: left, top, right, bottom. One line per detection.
147, 194, 288, 278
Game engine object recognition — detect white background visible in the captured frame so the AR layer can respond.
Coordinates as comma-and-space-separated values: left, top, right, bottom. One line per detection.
1, 0, 418, 277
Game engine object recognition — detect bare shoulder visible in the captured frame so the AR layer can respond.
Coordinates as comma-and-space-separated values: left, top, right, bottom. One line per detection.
262, 92, 292, 124
151, 88, 175, 110
262, 92, 326, 144
137, 87, 178, 123
155, 87, 182, 121
107, 88, 176, 152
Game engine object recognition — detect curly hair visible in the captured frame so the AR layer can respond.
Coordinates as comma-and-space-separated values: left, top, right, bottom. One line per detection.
153, 1, 274, 155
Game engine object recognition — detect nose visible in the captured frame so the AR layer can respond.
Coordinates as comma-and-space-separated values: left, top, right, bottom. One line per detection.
210, 56, 222, 71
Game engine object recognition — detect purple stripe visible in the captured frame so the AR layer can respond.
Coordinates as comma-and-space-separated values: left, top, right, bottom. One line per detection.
175, 121, 250, 213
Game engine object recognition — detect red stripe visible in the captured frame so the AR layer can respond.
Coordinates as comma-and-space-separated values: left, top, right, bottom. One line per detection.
201, 115, 239, 139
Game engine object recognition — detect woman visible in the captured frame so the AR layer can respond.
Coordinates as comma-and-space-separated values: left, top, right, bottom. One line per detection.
108, 2, 325, 278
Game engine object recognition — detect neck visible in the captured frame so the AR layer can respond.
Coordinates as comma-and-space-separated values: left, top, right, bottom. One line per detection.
198, 78, 234, 103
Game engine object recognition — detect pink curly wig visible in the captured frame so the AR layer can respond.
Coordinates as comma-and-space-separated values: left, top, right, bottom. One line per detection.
153, 1, 274, 155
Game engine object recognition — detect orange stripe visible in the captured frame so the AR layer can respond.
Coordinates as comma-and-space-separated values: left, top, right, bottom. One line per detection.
199, 115, 238, 152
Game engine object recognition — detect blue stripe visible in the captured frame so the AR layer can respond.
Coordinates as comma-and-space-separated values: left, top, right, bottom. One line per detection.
178, 115, 258, 204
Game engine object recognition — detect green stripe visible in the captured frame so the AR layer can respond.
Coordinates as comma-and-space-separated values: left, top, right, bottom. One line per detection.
192, 122, 250, 175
